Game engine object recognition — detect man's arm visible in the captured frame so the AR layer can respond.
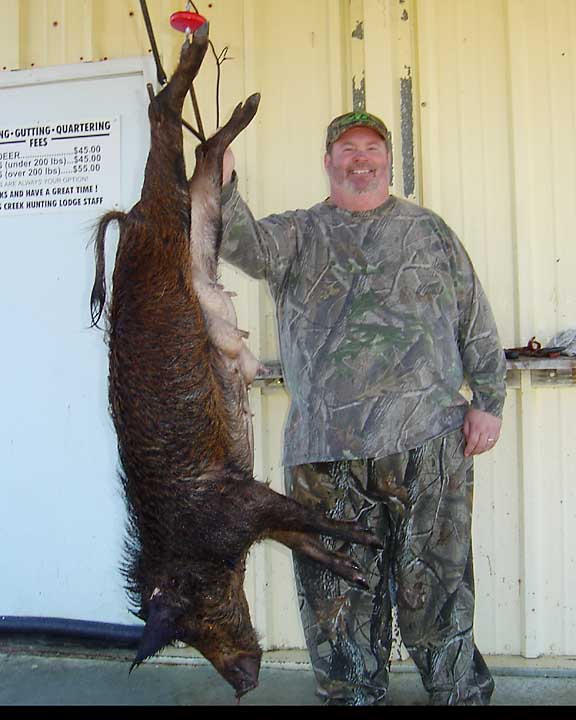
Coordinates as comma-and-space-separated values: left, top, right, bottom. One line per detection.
220, 148, 299, 292
439, 220, 507, 456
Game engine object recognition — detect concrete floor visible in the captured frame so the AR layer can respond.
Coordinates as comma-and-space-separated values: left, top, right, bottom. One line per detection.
1, 639, 576, 706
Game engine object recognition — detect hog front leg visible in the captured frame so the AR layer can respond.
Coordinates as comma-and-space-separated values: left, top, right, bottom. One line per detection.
229, 480, 382, 585
269, 529, 374, 590
258, 488, 382, 588
251, 485, 382, 549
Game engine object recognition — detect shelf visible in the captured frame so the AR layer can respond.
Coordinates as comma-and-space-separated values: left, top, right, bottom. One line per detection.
506, 357, 575, 371
253, 359, 576, 390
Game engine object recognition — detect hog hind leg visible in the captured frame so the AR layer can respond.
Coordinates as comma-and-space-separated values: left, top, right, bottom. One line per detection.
139, 25, 210, 219
188, 94, 260, 279
152, 23, 209, 126
187, 95, 262, 473
187, 94, 261, 357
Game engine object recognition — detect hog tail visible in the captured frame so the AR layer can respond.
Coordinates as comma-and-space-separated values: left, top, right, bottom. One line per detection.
90, 211, 127, 328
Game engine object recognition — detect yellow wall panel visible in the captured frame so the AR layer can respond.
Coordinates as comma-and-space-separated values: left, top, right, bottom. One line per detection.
413, 0, 575, 657
362, 0, 422, 200
415, 0, 517, 345
241, 0, 345, 217
0, 0, 20, 71
59, 0, 96, 66
473, 392, 523, 655
508, 0, 576, 342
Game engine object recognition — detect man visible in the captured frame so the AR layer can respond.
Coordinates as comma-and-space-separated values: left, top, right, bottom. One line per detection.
219, 111, 506, 705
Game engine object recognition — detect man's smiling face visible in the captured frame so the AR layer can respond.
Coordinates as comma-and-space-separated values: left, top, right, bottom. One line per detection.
324, 126, 390, 202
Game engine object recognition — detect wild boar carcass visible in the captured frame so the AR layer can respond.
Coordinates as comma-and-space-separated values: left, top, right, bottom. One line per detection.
90, 23, 381, 699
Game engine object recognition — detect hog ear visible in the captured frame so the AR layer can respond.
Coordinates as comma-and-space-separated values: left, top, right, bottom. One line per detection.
130, 596, 181, 673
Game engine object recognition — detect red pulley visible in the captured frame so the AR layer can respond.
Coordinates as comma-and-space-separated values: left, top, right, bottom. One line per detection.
169, 11, 207, 33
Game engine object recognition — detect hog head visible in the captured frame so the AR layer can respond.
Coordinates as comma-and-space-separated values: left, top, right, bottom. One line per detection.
132, 561, 261, 698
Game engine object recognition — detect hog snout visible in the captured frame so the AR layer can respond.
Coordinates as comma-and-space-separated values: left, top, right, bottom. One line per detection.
219, 652, 262, 698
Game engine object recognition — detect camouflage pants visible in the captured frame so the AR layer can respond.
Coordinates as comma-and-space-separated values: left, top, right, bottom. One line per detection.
284, 428, 494, 706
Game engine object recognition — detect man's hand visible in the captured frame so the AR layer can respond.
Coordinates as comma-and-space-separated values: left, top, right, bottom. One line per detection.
463, 408, 502, 457
223, 146, 235, 186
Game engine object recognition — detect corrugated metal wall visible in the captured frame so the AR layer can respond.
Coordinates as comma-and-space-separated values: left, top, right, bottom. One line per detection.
2, 0, 574, 658
410, 0, 576, 659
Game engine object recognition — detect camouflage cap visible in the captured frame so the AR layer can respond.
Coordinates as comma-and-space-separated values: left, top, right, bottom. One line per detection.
326, 111, 390, 151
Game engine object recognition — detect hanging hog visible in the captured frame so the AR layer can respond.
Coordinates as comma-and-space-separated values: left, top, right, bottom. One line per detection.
90, 23, 381, 699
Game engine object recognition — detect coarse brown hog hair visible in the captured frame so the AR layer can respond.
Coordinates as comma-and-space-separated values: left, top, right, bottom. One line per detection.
89, 23, 381, 700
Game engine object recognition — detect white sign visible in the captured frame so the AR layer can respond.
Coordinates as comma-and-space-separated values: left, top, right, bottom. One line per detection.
0, 117, 120, 215
1, 56, 156, 624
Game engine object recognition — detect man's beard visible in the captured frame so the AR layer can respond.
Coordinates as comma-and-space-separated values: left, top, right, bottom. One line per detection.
344, 173, 380, 195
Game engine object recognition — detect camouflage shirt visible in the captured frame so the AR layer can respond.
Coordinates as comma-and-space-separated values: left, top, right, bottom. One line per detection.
221, 175, 506, 467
